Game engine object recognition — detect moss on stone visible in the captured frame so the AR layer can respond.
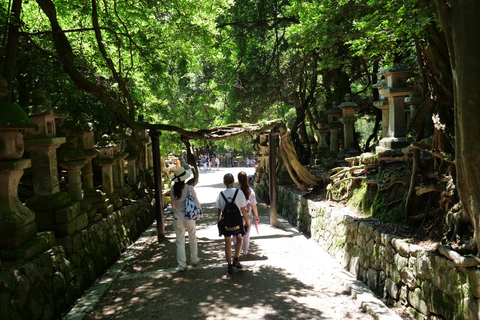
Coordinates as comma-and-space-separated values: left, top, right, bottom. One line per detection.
0, 101, 37, 129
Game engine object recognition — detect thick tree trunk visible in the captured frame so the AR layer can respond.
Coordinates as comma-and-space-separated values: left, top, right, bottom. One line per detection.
439, 1, 480, 252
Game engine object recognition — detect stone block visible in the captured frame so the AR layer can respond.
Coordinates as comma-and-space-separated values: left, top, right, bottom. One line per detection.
99, 204, 114, 216
423, 281, 454, 319
367, 268, 378, 291
0, 221, 37, 249
349, 255, 359, 276
380, 233, 395, 246
415, 252, 433, 280
87, 207, 97, 219
0, 231, 55, 262
35, 211, 54, 226
84, 190, 106, 203
408, 287, 430, 316
55, 212, 88, 237
392, 238, 410, 257
55, 201, 81, 224
25, 192, 70, 212
385, 278, 399, 299
92, 198, 110, 210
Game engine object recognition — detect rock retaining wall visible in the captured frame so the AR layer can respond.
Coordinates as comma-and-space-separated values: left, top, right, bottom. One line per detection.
278, 185, 480, 320
0, 200, 154, 320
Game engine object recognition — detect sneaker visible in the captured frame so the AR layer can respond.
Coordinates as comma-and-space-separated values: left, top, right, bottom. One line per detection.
233, 257, 242, 268
227, 264, 234, 275
177, 265, 187, 272
243, 250, 248, 255
191, 258, 200, 266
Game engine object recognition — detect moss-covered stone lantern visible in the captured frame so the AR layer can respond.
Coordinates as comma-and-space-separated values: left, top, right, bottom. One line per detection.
327, 102, 342, 152
0, 78, 39, 249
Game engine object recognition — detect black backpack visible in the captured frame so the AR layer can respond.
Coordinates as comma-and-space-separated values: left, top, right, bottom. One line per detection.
220, 190, 243, 234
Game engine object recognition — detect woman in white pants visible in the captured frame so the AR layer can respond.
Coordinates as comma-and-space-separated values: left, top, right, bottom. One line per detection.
233, 171, 259, 255
171, 167, 201, 271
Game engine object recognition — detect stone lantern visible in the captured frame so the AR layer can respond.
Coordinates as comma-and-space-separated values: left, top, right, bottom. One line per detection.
94, 135, 116, 216
377, 65, 413, 151
125, 137, 140, 189
57, 113, 100, 222
327, 103, 342, 152
23, 90, 69, 197
338, 93, 358, 151
110, 132, 129, 209
24, 91, 89, 237
0, 79, 38, 249
404, 80, 422, 125
314, 113, 329, 151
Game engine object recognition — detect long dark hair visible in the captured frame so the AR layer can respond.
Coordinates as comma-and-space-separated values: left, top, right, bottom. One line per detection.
237, 171, 250, 199
173, 181, 185, 199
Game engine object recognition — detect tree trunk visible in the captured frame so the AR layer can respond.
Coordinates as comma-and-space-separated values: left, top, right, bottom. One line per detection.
2, 0, 23, 98
438, 0, 480, 252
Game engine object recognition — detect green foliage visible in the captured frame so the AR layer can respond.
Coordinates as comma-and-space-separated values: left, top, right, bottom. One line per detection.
355, 114, 377, 147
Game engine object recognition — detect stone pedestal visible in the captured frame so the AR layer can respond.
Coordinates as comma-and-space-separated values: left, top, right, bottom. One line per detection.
126, 156, 138, 189
329, 125, 341, 152
0, 159, 37, 248
24, 138, 66, 196
373, 100, 390, 138
340, 117, 356, 150
327, 104, 342, 152
338, 94, 358, 152
315, 115, 329, 151
59, 159, 88, 201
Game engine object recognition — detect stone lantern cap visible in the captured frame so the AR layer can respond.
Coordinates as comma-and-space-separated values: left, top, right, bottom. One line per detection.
70, 113, 97, 133
327, 101, 342, 123
377, 64, 410, 88
96, 134, 116, 159
0, 101, 38, 129
338, 93, 357, 118
24, 90, 69, 139
0, 78, 37, 129
314, 113, 329, 130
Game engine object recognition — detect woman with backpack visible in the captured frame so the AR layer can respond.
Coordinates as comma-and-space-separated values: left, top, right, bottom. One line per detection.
216, 173, 248, 275
171, 167, 201, 271
233, 171, 259, 255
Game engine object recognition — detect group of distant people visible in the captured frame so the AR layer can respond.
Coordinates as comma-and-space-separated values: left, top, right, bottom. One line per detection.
170, 168, 259, 275
197, 154, 220, 171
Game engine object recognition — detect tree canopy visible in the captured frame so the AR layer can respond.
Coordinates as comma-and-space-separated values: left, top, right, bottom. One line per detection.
4, 0, 480, 257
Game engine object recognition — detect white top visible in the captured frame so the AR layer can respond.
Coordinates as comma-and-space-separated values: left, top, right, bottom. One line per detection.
171, 185, 201, 220
216, 187, 247, 211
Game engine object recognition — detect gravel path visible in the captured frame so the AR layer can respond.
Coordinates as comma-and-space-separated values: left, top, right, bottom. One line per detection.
65, 167, 401, 320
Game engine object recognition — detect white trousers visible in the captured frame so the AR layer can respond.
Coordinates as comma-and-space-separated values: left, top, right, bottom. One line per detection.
173, 219, 199, 268
233, 219, 253, 252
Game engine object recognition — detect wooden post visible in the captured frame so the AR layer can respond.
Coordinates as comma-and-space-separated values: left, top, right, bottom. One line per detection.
269, 128, 280, 226
149, 130, 165, 240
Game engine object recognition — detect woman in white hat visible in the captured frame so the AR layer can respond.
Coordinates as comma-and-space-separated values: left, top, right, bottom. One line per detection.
170, 166, 201, 271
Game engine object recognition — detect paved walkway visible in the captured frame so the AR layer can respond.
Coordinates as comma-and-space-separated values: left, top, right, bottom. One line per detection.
64, 167, 403, 320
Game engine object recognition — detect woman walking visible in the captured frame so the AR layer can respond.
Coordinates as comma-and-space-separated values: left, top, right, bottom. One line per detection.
234, 171, 259, 255
171, 167, 201, 271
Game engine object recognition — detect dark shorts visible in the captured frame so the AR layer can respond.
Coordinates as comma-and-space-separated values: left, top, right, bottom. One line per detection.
218, 221, 246, 237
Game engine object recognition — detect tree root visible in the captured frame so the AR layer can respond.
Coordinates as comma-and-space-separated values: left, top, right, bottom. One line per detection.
415, 184, 444, 196
279, 130, 322, 190
437, 245, 480, 267
326, 176, 365, 200
378, 180, 404, 192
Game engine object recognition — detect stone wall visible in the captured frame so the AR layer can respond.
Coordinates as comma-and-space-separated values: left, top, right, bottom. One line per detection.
278, 185, 480, 320
0, 201, 154, 320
